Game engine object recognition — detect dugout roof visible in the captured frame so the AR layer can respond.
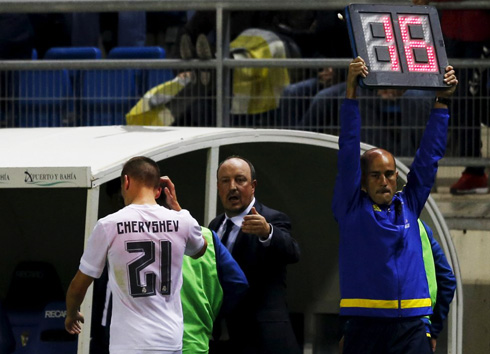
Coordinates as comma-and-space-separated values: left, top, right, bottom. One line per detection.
0, 126, 463, 354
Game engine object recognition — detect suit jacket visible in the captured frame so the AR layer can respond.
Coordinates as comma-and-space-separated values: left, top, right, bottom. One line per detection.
209, 201, 301, 353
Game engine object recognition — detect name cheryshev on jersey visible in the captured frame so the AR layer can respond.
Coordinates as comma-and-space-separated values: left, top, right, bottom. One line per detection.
117, 220, 180, 234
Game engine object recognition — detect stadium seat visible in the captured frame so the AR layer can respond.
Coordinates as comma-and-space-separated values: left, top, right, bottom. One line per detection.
43, 46, 102, 99
44, 47, 102, 60
8, 310, 42, 354
107, 46, 165, 59
81, 69, 137, 125
0, 300, 16, 354
17, 69, 74, 127
108, 46, 174, 93
5, 262, 65, 354
5, 261, 64, 312
31, 301, 77, 354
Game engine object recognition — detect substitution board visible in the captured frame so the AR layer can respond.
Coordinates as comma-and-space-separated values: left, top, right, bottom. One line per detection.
345, 4, 448, 90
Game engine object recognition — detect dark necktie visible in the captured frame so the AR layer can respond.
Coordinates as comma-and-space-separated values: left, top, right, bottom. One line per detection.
220, 219, 234, 247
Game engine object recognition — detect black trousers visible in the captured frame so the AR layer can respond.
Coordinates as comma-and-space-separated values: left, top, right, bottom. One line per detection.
342, 317, 432, 354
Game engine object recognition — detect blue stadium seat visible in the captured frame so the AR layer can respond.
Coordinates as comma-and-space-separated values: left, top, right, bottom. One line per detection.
17, 69, 74, 127
44, 47, 102, 60
0, 300, 16, 354
5, 262, 65, 354
108, 46, 174, 92
81, 69, 137, 125
107, 46, 165, 59
31, 301, 77, 354
44, 46, 102, 102
8, 310, 42, 354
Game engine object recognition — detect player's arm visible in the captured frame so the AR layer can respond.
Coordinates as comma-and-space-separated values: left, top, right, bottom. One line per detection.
161, 176, 207, 259
345, 56, 368, 99
333, 57, 366, 219
434, 65, 458, 109
403, 66, 457, 212
65, 270, 94, 334
191, 237, 208, 259
160, 176, 182, 211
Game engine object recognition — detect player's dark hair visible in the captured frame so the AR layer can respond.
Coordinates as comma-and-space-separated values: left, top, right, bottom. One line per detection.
121, 156, 160, 189
217, 155, 256, 181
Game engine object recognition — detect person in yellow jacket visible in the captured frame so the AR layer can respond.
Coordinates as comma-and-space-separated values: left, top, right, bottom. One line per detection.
126, 28, 290, 127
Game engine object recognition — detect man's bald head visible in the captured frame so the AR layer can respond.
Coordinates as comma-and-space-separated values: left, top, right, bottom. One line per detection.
360, 148, 398, 205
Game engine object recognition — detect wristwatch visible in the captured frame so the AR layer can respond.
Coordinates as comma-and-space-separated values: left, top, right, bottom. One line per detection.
435, 96, 451, 106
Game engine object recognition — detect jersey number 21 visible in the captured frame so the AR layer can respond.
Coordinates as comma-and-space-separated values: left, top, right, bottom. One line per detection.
126, 240, 171, 297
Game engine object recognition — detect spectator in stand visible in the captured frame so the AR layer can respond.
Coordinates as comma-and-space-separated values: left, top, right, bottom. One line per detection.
414, 0, 490, 194
127, 28, 294, 127
279, 67, 343, 130
286, 78, 434, 157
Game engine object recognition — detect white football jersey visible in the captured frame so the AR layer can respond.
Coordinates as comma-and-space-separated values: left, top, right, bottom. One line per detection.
79, 204, 204, 353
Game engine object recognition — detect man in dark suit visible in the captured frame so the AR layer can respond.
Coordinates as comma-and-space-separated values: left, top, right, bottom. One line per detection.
208, 155, 301, 354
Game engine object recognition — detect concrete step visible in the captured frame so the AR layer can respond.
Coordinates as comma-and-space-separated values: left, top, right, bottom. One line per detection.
432, 167, 490, 231
431, 189, 490, 231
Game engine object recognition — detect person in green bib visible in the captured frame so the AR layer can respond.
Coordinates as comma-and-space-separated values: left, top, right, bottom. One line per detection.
418, 220, 456, 353
160, 176, 249, 354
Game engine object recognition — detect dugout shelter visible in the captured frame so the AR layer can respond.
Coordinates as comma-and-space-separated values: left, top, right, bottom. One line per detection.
0, 126, 462, 353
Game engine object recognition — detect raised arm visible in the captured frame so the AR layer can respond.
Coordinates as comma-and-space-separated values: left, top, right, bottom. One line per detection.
160, 176, 182, 211
161, 175, 207, 259
332, 57, 369, 219
434, 66, 458, 109
404, 66, 458, 214
345, 56, 368, 99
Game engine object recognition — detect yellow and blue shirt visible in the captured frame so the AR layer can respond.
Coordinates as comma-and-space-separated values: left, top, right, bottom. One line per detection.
332, 99, 450, 318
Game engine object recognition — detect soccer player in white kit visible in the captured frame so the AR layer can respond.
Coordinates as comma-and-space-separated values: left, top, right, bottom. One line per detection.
65, 156, 207, 354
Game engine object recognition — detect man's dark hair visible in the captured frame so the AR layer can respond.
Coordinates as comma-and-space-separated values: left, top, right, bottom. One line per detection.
217, 155, 257, 181
121, 156, 160, 189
